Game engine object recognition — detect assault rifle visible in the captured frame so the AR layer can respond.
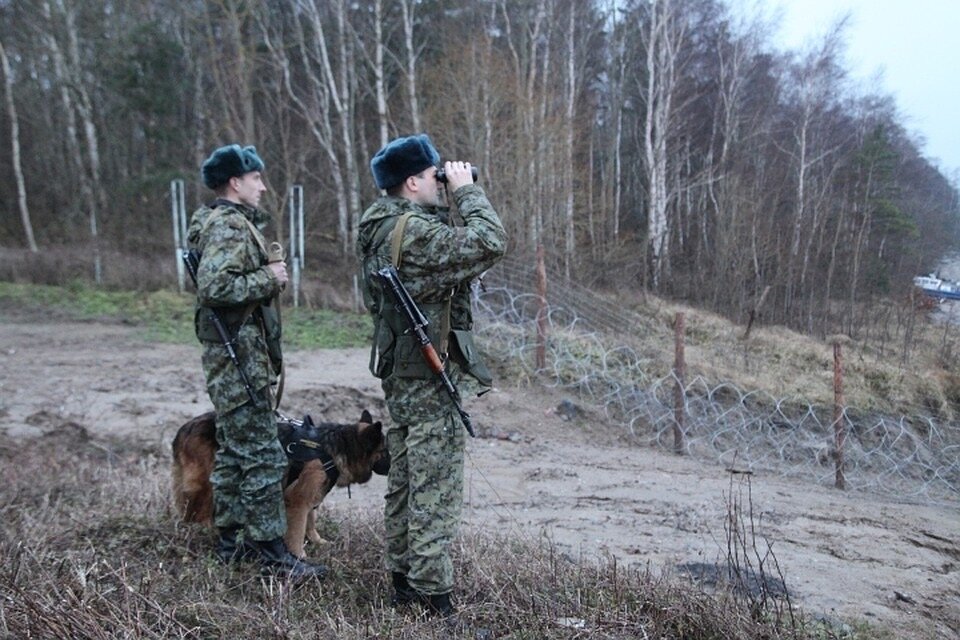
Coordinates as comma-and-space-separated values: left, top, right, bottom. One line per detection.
181, 249, 261, 408
375, 265, 475, 437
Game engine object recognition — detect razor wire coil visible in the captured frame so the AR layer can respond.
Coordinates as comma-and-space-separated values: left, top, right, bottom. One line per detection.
473, 256, 960, 505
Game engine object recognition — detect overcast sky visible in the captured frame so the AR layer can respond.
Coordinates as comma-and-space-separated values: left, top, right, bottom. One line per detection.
742, 0, 960, 183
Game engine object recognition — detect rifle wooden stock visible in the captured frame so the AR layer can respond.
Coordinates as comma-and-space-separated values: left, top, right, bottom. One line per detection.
421, 343, 445, 373
376, 265, 475, 437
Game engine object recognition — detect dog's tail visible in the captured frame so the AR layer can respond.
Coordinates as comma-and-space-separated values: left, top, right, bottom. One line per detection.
171, 412, 218, 524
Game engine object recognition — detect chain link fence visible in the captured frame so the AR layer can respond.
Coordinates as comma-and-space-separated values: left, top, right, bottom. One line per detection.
473, 255, 960, 505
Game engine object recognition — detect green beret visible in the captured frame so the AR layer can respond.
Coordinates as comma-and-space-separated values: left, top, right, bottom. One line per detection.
201, 144, 265, 189
370, 134, 440, 189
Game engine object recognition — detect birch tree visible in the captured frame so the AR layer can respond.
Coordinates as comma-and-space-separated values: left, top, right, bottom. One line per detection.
39, 0, 105, 282
499, 0, 548, 252
640, 0, 687, 287
0, 37, 37, 251
781, 21, 848, 312
398, 0, 421, 133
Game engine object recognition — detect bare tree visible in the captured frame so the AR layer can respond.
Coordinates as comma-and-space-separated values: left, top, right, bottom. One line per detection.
373, 0, 389, 147
263, 1, 360, 254
202, 0, 257, 142
780, 19, 849, 313
37, 0, 105, 281
398, 0, 421, 132
563, 3, 576, 279
0, 37, 37, 252
641, 0, 688, 288
499, 0, 548, 252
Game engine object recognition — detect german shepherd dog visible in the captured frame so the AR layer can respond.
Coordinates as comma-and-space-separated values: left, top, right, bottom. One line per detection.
172, 409, 389, 559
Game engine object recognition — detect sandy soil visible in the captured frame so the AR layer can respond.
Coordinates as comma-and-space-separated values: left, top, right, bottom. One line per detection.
0, 315, 957, 639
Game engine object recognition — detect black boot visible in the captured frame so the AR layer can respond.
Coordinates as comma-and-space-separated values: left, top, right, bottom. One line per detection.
425, 592, 455, 617
215, 527, 253, 564
247, 537, 327, 580
390, 572, 418, 607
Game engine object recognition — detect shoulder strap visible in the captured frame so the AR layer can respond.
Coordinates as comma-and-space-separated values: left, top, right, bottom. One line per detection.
390, 212, 415, 268
388, 211, 453, 353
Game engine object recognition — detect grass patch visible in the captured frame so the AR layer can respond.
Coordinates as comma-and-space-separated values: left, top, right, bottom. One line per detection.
0, 281, 370, 349
0, 429, 883, 640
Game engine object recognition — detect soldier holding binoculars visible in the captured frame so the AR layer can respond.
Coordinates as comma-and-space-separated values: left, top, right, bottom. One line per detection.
356, 134, 506, 619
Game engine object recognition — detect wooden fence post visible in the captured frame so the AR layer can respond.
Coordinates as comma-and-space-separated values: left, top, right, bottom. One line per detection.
673, 312, 685, 454
535, 244, 547, 370
833, 341, 846, 489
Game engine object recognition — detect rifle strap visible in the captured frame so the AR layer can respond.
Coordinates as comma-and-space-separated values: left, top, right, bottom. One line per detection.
205, 205, 284, 409
389, 212, 452, 355
390, 212, 414, 267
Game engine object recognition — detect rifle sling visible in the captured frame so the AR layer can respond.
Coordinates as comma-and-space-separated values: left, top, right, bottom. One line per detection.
389, 212, 452, 355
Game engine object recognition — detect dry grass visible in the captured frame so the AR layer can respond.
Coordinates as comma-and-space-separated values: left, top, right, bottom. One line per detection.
626, 294, 960, 421
0, 427, 871, 640
5, 245, 960, 420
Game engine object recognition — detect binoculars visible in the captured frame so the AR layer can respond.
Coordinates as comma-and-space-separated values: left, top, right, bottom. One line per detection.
436, 166, 479, 184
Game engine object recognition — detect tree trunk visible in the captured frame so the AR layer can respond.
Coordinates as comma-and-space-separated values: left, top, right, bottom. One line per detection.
41, 0, 103, 281
373, 0, 389, 148
58, 0, 104, 283
399, 0, 420, 132
563, 4, 576, 279
0, 38, 38, 252
643, 0, 680, 288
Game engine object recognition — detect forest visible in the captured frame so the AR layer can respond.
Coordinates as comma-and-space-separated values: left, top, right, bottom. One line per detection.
1, 0, 958, 337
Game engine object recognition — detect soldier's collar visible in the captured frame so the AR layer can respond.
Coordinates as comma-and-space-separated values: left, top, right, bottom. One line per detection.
207, 199, 270, 227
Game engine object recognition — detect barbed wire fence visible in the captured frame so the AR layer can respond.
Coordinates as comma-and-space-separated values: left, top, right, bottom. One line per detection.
473, 253, 960, 506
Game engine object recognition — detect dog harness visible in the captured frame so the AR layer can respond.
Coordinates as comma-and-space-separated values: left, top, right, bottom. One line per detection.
277, 415, 340, 486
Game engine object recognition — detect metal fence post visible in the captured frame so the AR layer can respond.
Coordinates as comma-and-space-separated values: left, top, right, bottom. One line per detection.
288, 185, 304, 307
170, 179, 186, 293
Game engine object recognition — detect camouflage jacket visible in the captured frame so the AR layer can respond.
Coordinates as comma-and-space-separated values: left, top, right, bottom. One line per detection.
356, 184, 507, 424
187, 201, 282, 413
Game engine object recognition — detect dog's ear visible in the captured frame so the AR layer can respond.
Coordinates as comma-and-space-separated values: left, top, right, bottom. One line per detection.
359, 420, 382, 435
360, 409, 373, 424
360, 420, 384, 442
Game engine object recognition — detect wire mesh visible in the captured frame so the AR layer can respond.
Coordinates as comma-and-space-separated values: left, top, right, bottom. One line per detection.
474, 255, 960, 505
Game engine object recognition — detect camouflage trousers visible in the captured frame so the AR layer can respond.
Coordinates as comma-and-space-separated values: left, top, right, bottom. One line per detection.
211, 390, 287, 541
384, 411, 465, 595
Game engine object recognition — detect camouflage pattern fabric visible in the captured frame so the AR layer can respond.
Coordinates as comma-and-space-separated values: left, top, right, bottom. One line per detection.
210, 390, 288, 540
187, 202, 280, 413
187, 201, 285, 541
356, 183, 507, 595
356, 184, 507, 424
383, 412, 464, 594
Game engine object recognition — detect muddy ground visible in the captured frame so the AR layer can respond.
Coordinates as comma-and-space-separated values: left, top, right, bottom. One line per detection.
0, 315, 957, 639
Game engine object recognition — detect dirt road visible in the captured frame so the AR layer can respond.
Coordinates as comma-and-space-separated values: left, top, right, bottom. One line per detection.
0, 316, 956, 639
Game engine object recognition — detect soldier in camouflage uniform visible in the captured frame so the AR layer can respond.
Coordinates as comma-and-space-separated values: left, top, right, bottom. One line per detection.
356, 134, 507, 616
189, 144, 324, 580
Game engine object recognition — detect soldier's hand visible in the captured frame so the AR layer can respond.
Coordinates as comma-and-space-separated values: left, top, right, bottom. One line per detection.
267, 261, 289, 286
443, 161, 474, 192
